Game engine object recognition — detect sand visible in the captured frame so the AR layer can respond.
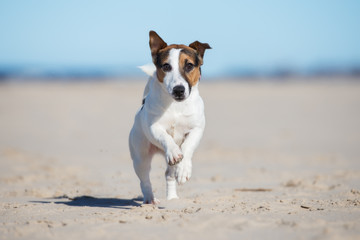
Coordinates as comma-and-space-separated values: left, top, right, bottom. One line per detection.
0, 79, 359, 239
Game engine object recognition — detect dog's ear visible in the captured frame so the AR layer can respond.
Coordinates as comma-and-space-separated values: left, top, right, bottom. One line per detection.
189, 41, 211, 59
149, 31, 167, 57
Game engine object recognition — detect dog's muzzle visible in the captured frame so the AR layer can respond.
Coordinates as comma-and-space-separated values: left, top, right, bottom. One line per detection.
172, 85, 186, 101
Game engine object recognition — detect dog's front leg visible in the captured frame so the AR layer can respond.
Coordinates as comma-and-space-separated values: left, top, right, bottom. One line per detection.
149, 123, 183, 165
175, 126, 204, 184
165, 125, 203, 199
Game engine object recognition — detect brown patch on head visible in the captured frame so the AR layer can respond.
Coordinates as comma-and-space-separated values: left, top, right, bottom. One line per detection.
179, 47, 202, 87
153, 47, 171, 82
149, 31, 211, 84
180, 41, 211, 86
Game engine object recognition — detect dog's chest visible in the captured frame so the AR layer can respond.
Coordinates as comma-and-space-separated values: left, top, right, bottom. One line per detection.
161, 107, 196, 145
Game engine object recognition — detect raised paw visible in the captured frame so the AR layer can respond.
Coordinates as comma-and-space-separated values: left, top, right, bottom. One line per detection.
166, 146, 183, 166
175, 160, 192, 184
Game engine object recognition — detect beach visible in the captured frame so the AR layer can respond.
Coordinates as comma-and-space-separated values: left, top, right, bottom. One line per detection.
1, 79, 359, 239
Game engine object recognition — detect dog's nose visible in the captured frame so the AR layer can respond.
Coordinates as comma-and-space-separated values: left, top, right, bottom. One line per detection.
172, 85, 185, 99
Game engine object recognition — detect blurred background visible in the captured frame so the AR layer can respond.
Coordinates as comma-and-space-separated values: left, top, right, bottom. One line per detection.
1, 0, 360, 80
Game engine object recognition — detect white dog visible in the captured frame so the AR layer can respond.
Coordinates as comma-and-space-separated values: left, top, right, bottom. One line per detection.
129, 31, 211, 204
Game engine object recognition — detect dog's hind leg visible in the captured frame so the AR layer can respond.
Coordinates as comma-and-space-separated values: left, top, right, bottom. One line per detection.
130, 128, 159, 204
132, 153, 159, 204
165, 165, 179, 200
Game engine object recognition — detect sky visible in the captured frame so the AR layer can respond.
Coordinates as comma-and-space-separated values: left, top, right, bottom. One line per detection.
0, 0, 360, 77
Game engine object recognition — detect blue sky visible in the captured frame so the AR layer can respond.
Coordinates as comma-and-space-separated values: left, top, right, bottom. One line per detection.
0, 0, 360, 77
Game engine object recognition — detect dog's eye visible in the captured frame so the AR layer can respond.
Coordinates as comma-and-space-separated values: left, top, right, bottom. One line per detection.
185, 62, 194, 72
161, 63, 172, 72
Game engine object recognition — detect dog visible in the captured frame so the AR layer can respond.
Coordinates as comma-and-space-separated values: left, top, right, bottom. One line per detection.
129, 31, 211, 204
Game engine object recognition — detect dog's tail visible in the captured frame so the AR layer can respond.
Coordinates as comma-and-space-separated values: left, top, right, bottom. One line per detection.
138, 63, 156, 77
138, 63, 156, 102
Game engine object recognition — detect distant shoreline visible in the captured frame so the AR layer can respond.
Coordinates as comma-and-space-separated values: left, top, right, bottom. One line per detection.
1, 64, 360, 81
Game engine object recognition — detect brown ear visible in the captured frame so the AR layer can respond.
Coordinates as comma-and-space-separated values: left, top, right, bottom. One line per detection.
149, 31, 167, 57
189, 41, 211, 59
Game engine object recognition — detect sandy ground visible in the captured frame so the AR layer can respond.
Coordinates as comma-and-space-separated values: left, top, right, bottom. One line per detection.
0, 79, 359, 239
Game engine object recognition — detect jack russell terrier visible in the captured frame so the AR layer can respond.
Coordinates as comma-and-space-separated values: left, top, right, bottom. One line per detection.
129, 31, 211, 204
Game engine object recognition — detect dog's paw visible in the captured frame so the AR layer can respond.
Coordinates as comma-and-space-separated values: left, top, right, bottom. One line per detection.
166, 194, 179, 200
175, 160, 192, 184
166, 146, 183, 166
143, 197, 160, 205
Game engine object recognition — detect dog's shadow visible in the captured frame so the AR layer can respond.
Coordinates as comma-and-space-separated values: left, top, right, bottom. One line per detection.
32, 195, 142, 209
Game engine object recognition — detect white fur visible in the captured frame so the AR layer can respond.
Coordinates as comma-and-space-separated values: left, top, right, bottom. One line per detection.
129, 49, 205, 204
138, 63, 156, 77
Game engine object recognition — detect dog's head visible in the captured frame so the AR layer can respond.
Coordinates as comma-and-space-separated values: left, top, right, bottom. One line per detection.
149, 31, 211, 102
